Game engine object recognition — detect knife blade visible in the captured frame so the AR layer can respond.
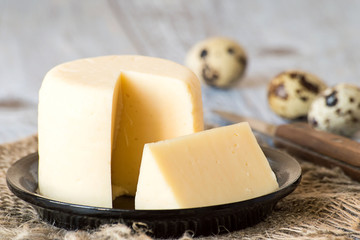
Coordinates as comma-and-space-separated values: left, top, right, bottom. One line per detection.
214, 110, 360, 181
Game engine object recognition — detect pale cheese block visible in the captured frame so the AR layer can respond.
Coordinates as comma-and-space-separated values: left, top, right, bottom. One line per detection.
38, 55, 203, 208
135, 122, 278, 210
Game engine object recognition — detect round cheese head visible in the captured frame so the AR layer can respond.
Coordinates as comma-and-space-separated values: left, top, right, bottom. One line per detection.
185, 37, 247, 88
38, 55, 204, 208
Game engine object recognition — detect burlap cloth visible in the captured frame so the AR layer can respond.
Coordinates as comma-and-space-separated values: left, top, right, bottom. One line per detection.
0, 135, 360, 240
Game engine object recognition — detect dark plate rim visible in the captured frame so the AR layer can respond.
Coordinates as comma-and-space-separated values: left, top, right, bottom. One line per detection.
6, 146, 302, 219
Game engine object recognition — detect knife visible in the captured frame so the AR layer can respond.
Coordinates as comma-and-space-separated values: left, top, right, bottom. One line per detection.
214, 110, 360, 182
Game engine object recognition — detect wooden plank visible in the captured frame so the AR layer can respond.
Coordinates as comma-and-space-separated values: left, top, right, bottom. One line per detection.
1, 0, 360, 143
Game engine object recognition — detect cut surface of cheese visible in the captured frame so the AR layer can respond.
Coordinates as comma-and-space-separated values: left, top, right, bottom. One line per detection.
135, 122, 278, 210
38, 55, 203, 208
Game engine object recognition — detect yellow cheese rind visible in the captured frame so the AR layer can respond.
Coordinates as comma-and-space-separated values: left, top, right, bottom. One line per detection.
135, 122, 278, 210
38, 55, 203, 208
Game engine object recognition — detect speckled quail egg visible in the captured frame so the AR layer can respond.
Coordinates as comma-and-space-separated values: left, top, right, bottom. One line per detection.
267, 70, 327, 119
185, 37, 247, 88
308, 83, 360, 137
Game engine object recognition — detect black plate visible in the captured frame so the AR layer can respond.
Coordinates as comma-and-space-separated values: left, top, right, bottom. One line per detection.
6, 146, 301, 238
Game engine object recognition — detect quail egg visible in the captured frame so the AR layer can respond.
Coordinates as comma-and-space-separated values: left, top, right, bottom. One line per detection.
308, 83, 360, 137
185, 37, 247, 88
267, 70, 327, 119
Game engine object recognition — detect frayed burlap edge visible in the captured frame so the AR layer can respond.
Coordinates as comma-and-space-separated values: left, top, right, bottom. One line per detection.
0, 135, 360, 240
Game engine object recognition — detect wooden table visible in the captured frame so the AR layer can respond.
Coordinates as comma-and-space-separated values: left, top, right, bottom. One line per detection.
1, 0, 360, 144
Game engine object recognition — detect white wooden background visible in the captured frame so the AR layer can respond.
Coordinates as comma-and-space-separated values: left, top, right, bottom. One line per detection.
1, 0, 360, 144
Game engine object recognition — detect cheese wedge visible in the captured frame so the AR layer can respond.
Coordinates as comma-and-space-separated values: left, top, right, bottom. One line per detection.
135, 122, 278, 210
38, 55, 203, 208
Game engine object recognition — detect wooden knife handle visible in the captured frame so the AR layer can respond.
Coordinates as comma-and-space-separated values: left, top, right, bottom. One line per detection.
275, 122, 360, 167
273, 136, 360, 182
